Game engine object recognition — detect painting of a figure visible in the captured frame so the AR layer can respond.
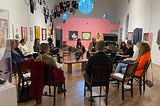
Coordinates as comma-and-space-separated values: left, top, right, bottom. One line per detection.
69, 31, 78, 40
0, 19, 8, 48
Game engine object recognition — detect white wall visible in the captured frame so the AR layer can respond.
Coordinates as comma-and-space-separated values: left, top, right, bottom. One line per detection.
0, 0, 55, 52
116, 0, 160, 65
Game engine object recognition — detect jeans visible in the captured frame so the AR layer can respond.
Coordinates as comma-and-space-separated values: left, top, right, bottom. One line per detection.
115, 63, 128, 73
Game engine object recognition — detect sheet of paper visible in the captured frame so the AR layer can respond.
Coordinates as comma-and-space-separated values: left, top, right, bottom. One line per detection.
56, 62, 63, 68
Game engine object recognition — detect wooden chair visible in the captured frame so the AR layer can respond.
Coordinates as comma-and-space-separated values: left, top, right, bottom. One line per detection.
30, 61, 65, 106
84, 65, 112, 106
111, 62, 138, 100
134, 60, 151, 95
13, 61, 32, 102
63, 50, 71, 60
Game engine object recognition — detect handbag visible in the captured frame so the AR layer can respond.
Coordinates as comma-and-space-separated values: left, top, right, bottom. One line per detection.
18, 86, 32, 102
145, 80, 153, 87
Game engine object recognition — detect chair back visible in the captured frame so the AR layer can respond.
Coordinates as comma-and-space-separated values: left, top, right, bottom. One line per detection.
91, 65, 112, 86
142, 60, 151, 77
12, 60, 29, 86
123, 62, 138, 81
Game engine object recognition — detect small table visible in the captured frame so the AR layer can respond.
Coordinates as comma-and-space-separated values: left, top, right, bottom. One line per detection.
64, 59, 88, 73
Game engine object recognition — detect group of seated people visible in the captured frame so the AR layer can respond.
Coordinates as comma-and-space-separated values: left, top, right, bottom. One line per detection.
6, 38, 66, 103
84, 39, 151, 87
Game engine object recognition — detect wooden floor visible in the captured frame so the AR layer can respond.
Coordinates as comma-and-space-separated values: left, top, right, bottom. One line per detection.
15, 60, 160, 106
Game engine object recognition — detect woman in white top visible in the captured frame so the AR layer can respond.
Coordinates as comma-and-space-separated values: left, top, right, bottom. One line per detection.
19, 39, 33, 58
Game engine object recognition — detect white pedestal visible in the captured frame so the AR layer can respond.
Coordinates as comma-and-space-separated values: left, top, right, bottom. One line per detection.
0, 82, 17, 106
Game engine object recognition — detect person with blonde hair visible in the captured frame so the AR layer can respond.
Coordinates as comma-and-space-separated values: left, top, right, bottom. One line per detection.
87, 37, 97, 59
10, 39, 34, 73
36, 43, 66, 93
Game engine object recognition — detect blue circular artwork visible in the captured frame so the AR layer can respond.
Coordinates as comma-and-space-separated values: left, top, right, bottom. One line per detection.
78, 0, 93, 14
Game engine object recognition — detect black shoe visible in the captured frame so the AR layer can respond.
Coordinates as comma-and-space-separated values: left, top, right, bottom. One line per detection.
57, 88, 67, 93
57, 61, 62, 63
88, 97, 95, 103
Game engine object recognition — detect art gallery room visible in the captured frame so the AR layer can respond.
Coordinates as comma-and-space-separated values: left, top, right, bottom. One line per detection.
0, 0, 160, 106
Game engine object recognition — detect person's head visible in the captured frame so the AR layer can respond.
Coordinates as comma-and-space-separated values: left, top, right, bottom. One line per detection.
34, 39, 40, 45
120, 42, 126, 48
15, 40, 20, 47
136, 41, 142, 49
47, 38, 53, 44
138, 43, 150, 57
92, 37, 96, 43
95, 40, 105, 51
40, 43, 50, 54
77, 38, 81, 43
126, 40, 133, 47
9, 39, 16, 49
20, 39, 26, 45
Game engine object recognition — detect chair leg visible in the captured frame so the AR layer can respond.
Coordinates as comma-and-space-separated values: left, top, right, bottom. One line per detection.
106, 85, 109, 106
91, 88, 92, 106
100, 86, 102, 94
122, 82, 124, 101
49, 85, 51, 95
143, 75, 146, 91
131, 79, 133, 97
139, 78, 142, 95
53, 86, 56, 106
84, 82, 86, 97
63, 82, 66, 97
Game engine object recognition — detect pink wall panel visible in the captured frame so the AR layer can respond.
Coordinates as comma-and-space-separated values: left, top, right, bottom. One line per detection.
54, 18, 119, 49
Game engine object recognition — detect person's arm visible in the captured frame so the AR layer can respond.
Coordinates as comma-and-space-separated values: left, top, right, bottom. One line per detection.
11, 52, 24, 64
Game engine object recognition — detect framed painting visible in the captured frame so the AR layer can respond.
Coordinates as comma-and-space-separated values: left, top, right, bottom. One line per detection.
82, 32, 91, 40
42, 28, 47, 40
30, 27, 33, 41
35, 26, 40, 39
21, 27, 28, 41
0, 19, 8, 47
12, 24, 20, 39
69, 31, 78, 40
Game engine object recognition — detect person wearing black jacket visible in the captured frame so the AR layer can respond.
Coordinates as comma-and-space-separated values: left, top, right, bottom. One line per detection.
85, 40, 113, 82
47, 38, 62, 63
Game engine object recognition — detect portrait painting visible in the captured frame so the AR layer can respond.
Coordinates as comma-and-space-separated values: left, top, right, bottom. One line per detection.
42, 28, 47, 40
21, 27, 28, 41
69, 31, 78, 40
30, 27, 33, 41
0, 19, 8, 47
12, 24, 20, 39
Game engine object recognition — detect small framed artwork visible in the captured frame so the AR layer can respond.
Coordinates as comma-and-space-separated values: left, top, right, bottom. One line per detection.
35, 26, 40, 39
0, 19, 8, 47
12, 24, 20, 39
82, 32, 91, 40
30, 27, 33, 41
69, 31, 78, 40
21, 27, 28, 41
42, 28, 47, 40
